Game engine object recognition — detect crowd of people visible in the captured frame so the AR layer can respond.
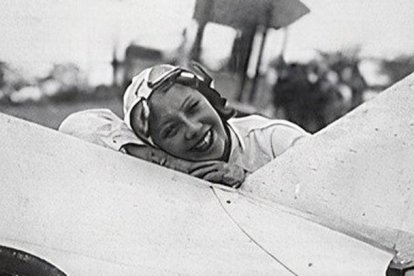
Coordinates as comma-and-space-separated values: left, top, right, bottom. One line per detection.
270, 53, 367, 132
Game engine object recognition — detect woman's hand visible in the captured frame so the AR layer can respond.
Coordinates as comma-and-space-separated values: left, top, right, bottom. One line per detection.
124, 144, 196, 173
123, 144, 245, 188
188, 161, 246, 188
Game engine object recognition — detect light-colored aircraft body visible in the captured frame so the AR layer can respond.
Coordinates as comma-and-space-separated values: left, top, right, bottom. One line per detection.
1, 74, 414, 275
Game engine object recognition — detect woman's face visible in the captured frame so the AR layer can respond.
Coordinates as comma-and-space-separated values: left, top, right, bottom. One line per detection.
147, 84, 229, 162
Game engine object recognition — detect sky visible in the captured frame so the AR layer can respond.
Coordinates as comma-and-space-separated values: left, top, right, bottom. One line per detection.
1, 0, 413, 84
286, 0, 414, 58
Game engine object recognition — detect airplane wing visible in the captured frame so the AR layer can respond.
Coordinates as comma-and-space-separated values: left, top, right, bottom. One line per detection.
245, 73, 414, 261
2, 73, 413, 274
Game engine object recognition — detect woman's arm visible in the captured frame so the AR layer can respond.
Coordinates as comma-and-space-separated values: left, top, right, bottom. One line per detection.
123, 144, 245, 188
60, 109, 245, 187
269, 121, 311, 158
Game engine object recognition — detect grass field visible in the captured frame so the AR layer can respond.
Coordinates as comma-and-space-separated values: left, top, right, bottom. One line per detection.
0, 97, 124, 130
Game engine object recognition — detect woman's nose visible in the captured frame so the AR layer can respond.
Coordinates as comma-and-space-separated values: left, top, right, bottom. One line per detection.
184, 117, 202, 140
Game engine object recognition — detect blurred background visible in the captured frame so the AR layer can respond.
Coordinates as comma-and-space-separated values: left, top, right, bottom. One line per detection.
1, 0, 414, 133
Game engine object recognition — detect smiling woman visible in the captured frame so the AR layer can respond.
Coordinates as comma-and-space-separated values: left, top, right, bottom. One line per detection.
147, 84, 229, 162
59, 63, 309, 187
120, 63, 310, 181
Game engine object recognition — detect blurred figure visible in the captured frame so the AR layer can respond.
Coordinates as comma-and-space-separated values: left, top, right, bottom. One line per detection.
270, 52, 367, 133
0, 62, 29, 104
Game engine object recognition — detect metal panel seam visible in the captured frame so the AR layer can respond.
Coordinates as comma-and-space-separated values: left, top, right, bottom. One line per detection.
210, 187, 298, 276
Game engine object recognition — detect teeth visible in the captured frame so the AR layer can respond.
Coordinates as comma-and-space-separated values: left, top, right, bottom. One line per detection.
203, 131, 211, 144
195, 131, 211, 150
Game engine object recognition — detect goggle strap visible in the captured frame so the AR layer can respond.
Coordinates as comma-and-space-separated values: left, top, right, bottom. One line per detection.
191, 61, 213, 87
147, 67, 182, 89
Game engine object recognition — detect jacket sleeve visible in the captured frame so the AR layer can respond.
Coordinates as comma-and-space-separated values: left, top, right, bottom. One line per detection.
59, 109, 144, 151
268, 120, 311, 158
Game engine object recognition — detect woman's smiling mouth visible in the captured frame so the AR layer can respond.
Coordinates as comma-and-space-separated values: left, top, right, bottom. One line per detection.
191, 129, 213, 152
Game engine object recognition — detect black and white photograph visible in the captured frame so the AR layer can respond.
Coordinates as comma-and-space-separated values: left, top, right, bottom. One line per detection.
0, 0, 414, 275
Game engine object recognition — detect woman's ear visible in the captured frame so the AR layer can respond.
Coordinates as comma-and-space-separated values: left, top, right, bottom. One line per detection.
130, 100, 150, 139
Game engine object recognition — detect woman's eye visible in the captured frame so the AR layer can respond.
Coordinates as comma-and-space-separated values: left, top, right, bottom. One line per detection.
163, 125, 177, 138
188, 101, 199, 113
